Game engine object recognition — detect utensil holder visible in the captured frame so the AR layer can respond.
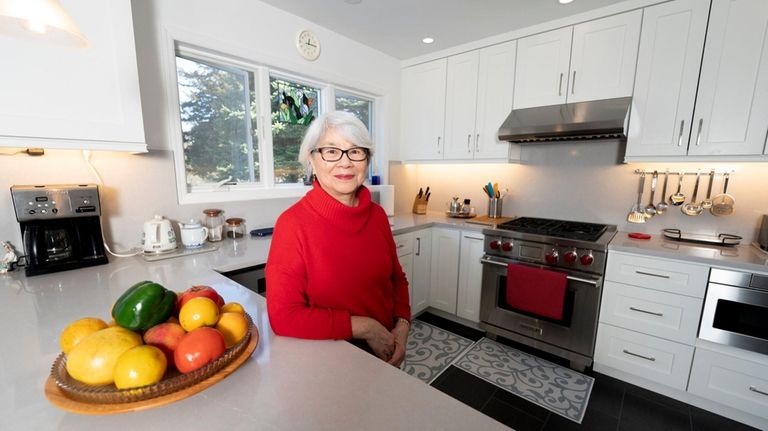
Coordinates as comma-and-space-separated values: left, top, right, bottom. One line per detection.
487, 197, 503, 218
412, 196, 427, 214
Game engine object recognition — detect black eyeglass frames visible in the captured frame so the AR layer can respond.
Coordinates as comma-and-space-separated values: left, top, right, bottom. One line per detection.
312, 147, 369, 162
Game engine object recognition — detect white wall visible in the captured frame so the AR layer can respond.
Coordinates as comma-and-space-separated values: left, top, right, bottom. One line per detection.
0, 0, 401, 252
392, 141, 768, 242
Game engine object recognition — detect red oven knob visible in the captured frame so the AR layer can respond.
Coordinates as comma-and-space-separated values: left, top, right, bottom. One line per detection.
580, 252, 594, 266
564, 250, 578, 264
501, 242, 513, 252
545, 249, 559, 264
490, 240, 500, 250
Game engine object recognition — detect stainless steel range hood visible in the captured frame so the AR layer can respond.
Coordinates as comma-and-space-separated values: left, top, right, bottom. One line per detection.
498, 97, 632, 143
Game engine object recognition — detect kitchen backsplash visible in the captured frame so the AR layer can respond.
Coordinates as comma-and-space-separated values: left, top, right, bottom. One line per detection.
391, 140, 768, 243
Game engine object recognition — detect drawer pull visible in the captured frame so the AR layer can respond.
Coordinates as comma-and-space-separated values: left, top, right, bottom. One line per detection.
749, 386, 768, 397
397, 244, 406, 249
520, 323, 543, 335
629, 306, 664, 317
635, 270, 670, 279
622, 349, 656, 362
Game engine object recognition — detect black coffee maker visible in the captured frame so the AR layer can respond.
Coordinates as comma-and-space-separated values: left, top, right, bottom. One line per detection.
11, 184, 108, 276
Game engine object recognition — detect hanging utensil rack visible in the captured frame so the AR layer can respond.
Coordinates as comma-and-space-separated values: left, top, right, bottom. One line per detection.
633, 169, 735, 176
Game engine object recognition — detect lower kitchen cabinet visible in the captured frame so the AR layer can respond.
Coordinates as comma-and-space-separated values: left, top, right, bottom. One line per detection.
429, 228, 460, 314
456, 231, 484, 322
411, 229, 432, 315
394, 232, 415, 308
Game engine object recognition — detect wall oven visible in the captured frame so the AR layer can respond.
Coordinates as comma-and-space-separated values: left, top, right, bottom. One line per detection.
699, 268, 768, 355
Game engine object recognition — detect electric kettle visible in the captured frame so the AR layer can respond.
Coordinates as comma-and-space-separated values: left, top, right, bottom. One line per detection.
142, 215, 177, 253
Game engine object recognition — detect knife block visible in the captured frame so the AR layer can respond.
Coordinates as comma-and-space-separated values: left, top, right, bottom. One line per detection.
412, 195, 428, 215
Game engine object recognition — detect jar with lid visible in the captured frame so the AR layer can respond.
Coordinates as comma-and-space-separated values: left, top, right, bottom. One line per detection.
202, 209, 225, 242
225, 217, 246, 239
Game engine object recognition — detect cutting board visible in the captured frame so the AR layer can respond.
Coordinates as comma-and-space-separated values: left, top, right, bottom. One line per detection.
465, 215, 514, 227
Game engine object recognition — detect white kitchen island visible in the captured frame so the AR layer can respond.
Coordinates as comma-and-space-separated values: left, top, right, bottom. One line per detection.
0, 234, 509, 431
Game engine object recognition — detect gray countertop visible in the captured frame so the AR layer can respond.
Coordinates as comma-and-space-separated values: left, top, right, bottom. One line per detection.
0, 231, 508, 430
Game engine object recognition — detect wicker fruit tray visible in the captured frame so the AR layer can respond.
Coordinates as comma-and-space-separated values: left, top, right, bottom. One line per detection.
44, 313, 258, 414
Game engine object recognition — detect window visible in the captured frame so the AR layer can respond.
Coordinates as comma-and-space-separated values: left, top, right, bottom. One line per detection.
335, 90, 373, 134
270, 77, 320, 184
176, 55, 261, 188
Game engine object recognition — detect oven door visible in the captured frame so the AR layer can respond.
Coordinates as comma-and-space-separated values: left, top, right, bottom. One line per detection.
479, 255, 602, 365
699, 282, 768, 356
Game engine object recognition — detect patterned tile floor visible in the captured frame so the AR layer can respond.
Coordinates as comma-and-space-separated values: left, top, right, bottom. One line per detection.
413, 312, 760, 431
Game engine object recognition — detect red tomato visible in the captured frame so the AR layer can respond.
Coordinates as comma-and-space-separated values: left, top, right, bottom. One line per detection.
174, 327, 226, 373
177, 285, 225, 312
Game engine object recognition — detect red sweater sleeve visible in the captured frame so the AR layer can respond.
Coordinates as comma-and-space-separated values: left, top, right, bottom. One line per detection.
265, 215, 353, 340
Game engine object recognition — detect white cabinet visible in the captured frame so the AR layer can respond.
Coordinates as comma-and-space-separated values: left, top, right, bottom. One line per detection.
513, 11, 641, 109
401, 59, 447, 160
626, 0, 710, 157
0, 0, 146, 152
595, 251, 709, 390
444, 41, 518, 161
429, 228, 460, 314
456, 231, 484, 322
411, 229, 432, 315
394, 232, 415, 305
688, 0, 768, 156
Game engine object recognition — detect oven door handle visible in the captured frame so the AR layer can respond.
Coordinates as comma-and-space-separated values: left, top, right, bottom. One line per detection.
480, 257, 600, 286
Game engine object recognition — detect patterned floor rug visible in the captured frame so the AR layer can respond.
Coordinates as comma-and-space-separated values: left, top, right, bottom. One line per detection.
454, 337, 594, 424
404, 320, 473, 384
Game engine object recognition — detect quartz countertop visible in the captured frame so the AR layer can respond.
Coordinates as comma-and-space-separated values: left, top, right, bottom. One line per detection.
609, 230, 768, 273
0, 232, 508, 430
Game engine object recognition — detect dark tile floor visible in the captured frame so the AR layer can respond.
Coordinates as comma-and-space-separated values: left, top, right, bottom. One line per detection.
416, 312, 759, 431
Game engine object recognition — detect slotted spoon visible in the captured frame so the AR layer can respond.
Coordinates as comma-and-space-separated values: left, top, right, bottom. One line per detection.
627, 173, 647, 224
644, 171, 658, 218
656, 170, 669, 215
670, 172, 686, 206
682, 171, 703, 216
711, 173, 735, 216
701, 169, 715, 209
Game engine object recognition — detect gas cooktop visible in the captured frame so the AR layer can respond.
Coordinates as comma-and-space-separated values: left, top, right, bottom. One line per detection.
496, 217, 610, 242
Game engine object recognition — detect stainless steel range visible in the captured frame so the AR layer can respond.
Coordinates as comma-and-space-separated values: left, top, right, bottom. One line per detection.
480, 217, 617, 371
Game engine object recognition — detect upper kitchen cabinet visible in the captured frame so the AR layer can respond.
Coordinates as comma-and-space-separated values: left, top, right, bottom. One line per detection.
626, 0, 768, 160
513, 11, 641, 109
444, 41, 518, 161
688, 0, 768, 157
625, 0, 709, 158
401, 59, 447, 160
0, 0, 146, 152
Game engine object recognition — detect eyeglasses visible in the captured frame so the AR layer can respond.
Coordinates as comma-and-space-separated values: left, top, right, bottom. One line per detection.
312, 147, 369, 162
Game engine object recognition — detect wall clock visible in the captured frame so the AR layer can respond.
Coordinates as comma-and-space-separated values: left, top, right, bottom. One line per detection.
296, 29, 321, 61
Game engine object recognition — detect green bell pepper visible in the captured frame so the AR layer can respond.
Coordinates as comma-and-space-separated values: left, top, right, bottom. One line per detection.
112, 280, 176, 331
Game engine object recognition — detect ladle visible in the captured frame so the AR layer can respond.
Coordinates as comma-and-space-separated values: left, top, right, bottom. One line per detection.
670, 172, 686, 206
644, 171, 658, 218
701, 169, 715, 209
656, 170, 669, 215
711, 173, 735, 216
627, 173, 647, 224
682, 171, 703, 216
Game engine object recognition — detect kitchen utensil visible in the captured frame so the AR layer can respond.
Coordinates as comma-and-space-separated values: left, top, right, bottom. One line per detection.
670, 172, 686, 206
656, 170, 669, 215
701, 169, 715, 209
710, 173, 735, 216
627, 173, 647, 224
644, 171, 658, 218
681, 171, 703, 216
179, 220, 209, 249
142, 215, 177, 253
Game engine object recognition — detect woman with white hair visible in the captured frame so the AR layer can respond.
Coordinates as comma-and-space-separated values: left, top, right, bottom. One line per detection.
266, 111, 410, 366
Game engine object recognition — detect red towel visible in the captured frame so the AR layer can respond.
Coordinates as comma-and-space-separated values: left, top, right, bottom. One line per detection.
506, 263, 567, 320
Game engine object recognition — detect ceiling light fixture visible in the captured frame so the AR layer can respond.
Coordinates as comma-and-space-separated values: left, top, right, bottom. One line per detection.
559, 0, 575, 4
0, 0, 89, 48
422, 37, 434, 44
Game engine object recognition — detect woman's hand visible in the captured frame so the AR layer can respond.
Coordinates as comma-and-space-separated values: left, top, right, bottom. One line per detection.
351, 316, 395, 361
387, 319, 409, 367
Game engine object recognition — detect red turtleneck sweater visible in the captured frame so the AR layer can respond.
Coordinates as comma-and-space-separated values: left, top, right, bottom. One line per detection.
265, 183, 410, 340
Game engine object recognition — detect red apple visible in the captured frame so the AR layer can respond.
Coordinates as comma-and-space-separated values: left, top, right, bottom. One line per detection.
143, 322, 187, 364
176, 285, 225, 312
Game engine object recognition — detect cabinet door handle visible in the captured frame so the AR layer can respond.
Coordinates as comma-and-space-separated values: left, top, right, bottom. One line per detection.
475, 134, 480, 152
558, 73, 563, 96
437, 136, 441, 153
677, 120, 685, 147
415, 238, 421, 256
635, 270, 670, 279
696, 118, 703, 146
467, 134, 472, 152
622, 349, 656, 362
520, 323, 543, 335
571, 70, 576, 95
749, 386, 768, 397
629, 306, 664, 317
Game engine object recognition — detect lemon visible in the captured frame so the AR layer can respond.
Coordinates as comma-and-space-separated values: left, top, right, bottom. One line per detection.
179, 297, 220, 332
66, 326, 142, 385
221, 302, 245, 315
215, 312, 249, 348
60, 317, 108, 354
113, 345, 167, 389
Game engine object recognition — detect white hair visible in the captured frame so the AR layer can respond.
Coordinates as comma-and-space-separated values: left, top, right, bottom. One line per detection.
298, 111, 374, 174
